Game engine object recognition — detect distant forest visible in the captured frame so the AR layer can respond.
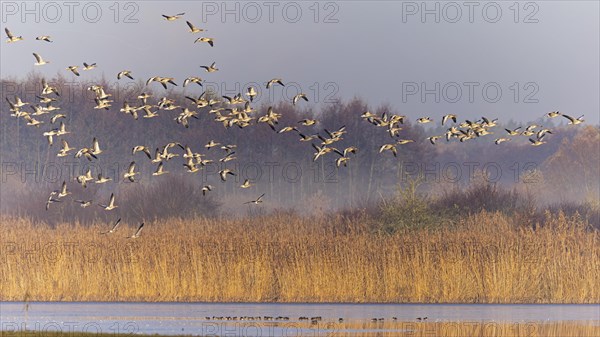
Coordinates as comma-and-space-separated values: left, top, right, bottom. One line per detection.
1, 74, 598, 221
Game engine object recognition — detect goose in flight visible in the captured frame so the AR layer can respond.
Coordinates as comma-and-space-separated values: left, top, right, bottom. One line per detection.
66, 66, 80, 76
298, 119, 317, 126
5, 28, 23, 42
200, 62, 218, 73
427, 136, 441, 145
126, 223, 144, 239
545, 111, 561, 118
379, 144, 397, 157
529, 136, 546, 146
33, 53, 49, 66
397, 139, 414, 145
292, 93, 308, 105
123, 162, 139, 182
117, 70, 134, 80
442, 114, 457, 125
494, 138, 510, 145
240, 179, 254, 189
50, 114, 66, 124
219, 169, 235, 181
266, 78, 284, 89
183, 77, 203, 87
244, 193, 265, 205
152, 162, 169, 176
75, 169, 94, 188
74, 200, 92, 208
163, 13, 185, 20
184, 157, 199, 173
186, 21, 205, 33
83, 62, 97, 70
147, 76, 178, 89
56, 181, 70, 198
99, 193, 118, 211
57, 139, 74, 157
416, 117, 433, 124
504, 127, 521, 136
95, 173, 112, 184
336, 156, 350, 167
100, 218, 121, 234
202, 185, 214, 196
562, 114, 584, 125
132, 145, 152, 160
194, 37, 214, 47
46, 192, 61, 211
246, 87, 257, 102
41, 78, 60, 96
36, 35, 52, 42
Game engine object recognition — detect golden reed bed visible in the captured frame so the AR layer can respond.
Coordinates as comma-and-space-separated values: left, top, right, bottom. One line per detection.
0, 211, 598, 302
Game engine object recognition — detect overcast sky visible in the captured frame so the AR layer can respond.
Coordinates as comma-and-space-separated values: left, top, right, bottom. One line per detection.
1, 1, 598, 124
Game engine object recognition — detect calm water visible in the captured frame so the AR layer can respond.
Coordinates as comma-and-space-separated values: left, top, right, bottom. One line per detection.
1, 302, 598, 336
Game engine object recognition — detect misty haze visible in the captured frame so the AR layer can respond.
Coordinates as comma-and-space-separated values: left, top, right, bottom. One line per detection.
1, 2, 599, 337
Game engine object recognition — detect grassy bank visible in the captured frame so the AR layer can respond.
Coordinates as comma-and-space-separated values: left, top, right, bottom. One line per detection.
1, 208, 598, 303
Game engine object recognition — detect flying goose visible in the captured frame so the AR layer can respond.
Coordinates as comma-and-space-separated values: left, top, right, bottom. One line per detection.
292, 93, 308, 105
117, 70, 134, 80
334, 146, 358, 157
123, 162, 139, 182
36, 35, 52, 42
95, 173, 112, 184
298, 119, 317, 126
100, 218, 121, 234
46, 192, 61, 210
33, 53, 49, 66
163, 13, 185, 20
75, 148, 97, 161
183, 77, 203, 87
66, 66, 80, 76
266, 78, 284, 89
74, 200, 92, 208
246, 87, 257, 102
57, 181, 70, 198
202, 185, 214, 195
529, 137, 546, 146
83, 62, 97, 70
219, 169, 235, 181
200, 62, 218, 72
562, 114, 584, 125
336, 156, 350, 167
99, 193, 118, 211
132, 146, 152, 160
186, 21, 205, 33
5, 28, 23, 42
416, 117, 432, 124
184, 157, 199, 173
240, 179, 253, 189
427, 136, 441, 145
244, 193, 265, 205
442, 114, 457, 125
494, 138, 510, 145
126, 223, 144, 239
397, 139, 414, 145
545, 111, 561, 118
152, 162, 169, 176
379, 144, 397, 157
505, 127, 521, 136
205, 140, 221, 149
312, 144, 338, 161
298, 132, 319, 142
50, 114, 66, 124
194, 37, 214, 47
57, 139, 74, 157
24, 115, 44, 127
75, 169, 94, 188
41, 78, 60, 96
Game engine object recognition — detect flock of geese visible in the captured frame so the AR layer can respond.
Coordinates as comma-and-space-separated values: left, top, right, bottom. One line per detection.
3, 17, 586, 238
